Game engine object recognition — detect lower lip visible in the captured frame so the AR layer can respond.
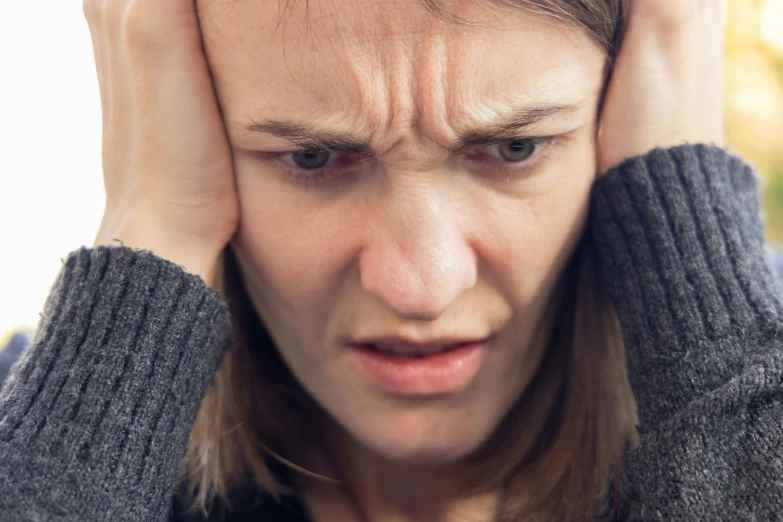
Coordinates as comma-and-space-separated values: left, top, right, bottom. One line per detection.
349, 339, 491, 396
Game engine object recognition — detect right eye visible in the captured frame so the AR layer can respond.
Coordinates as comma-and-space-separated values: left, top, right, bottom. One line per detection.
290, 150, 333, 170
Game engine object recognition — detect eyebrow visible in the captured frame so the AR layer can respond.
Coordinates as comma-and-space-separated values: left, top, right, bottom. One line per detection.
243, 103, 582, 158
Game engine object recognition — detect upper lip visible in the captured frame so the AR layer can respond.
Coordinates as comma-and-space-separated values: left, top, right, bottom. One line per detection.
351, 335, 491, 352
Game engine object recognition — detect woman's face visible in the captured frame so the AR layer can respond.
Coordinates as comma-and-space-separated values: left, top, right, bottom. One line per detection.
199, 0, 605, 465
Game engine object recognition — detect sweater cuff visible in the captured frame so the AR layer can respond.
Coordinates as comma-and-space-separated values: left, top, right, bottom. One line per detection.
0, 245, 233, 518
588, 144, 783, 429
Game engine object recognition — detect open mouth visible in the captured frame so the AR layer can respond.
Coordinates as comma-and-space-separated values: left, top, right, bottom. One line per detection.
363, 342, 470, 357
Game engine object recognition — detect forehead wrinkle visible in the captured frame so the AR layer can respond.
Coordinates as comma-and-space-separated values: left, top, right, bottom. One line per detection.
324, 28, 449, 156
214, 0, 603, 156
410, 30, 455, 149
444, 30, 598, 137
305, 11, 416, 152
404, 15, 585, 151
294, 0, 484, 150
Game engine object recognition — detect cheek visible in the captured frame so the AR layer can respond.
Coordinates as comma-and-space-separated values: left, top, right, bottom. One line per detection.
471, 144, 596, 305
230, 153, 360, 316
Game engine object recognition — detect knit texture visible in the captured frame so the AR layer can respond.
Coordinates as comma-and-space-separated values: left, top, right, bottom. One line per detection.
0, 144, 781, 521
0, 247, 233, 521
589, 144, 783, 520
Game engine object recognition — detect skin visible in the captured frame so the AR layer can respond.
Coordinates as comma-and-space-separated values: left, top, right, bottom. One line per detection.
198, 1, 605, 521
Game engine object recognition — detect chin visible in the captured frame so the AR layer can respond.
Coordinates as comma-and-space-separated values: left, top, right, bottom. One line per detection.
345, 409, 496, 464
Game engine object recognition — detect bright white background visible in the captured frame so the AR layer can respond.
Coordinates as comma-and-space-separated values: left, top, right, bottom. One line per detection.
0, 2, 104, 340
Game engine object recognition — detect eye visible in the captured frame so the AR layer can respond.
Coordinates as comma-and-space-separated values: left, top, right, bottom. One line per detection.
496, 139, 536, 162
463, 136, 558, 181
259, 148, 354, 187
468, 137, 552, 165
291, 150, 332, 170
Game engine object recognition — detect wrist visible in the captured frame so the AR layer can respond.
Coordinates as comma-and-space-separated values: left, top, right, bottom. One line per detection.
94, 226, 223, 289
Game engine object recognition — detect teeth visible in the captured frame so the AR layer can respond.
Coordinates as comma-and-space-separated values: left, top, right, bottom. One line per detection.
372, 343, 461, 356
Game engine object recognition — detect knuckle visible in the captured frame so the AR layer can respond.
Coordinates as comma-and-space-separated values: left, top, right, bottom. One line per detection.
82, 0, 104, 26
123, 0, 167, 51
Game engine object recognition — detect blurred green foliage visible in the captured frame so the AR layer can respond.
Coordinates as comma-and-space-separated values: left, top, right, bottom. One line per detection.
725, 0, 783, 241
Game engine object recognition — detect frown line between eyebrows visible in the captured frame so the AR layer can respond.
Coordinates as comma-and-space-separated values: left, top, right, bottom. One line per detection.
242, 102, 583, 156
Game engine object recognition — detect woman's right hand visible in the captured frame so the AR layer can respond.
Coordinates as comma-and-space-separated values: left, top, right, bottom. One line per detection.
84, 0, 239, 288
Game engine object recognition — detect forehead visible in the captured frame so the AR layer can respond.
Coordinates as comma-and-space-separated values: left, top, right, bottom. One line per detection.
198, 0, 605, 142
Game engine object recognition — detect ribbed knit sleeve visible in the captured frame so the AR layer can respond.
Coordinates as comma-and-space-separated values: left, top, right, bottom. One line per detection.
589, 144, 783, 520
0, 245, 233, 521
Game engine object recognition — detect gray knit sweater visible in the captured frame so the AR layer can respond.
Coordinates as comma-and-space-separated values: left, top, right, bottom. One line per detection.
1, 144, 781, 521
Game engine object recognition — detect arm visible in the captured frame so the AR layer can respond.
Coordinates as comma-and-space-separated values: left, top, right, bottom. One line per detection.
0, 246, 233, 521
590, 143, 783, 520
0, 0, 246, 516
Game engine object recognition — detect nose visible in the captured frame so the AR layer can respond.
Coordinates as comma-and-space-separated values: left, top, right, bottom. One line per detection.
359, 183, 477, 321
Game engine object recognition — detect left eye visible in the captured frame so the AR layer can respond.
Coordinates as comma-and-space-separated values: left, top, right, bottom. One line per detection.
290, 150, 332, 170
496, 140, 536, 162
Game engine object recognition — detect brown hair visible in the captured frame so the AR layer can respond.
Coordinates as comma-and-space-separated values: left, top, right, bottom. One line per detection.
178, 2, 638, 521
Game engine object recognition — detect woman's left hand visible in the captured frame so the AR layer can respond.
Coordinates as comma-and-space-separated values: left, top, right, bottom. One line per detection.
597, 0, 726, 175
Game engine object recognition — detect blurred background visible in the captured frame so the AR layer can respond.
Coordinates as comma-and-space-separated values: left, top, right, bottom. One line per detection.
0, 0, 782, 346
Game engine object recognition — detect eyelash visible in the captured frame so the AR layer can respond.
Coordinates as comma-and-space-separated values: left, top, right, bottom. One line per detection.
259, 136, 559, 187
465, 136, 559, 181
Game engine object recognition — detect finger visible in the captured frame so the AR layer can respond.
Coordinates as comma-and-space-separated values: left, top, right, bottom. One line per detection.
99, 0, 136, 196
123, 0, 206, 63
628, 0, 725, 29
82, 0, 110, 131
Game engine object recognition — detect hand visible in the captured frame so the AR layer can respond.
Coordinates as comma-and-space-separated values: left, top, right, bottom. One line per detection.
597, 0, 726, 175
84, 0, 239, 287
